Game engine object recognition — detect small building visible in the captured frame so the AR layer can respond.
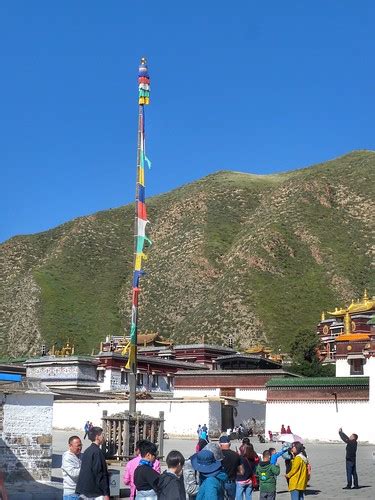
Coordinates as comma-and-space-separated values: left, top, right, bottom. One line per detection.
24, 355, 100, 391
0, 379, 54, 483
96, 351, 209, 393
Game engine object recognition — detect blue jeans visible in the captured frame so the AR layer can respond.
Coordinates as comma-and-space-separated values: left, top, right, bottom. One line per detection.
346, 459, 358, 487
225, 481, 237, 500
236, 482, 252, 499
290, 490, 304, 500
63, 495, 80, 500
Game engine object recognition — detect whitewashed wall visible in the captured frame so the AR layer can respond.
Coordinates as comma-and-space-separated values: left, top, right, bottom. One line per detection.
235, 388, 267, 402
53, 399, 220, 437
174, 388, 220, 398
98, 368, 172, 393
266, 400, 375, 443
1, 392, 54, 482
4, 393, 54, 436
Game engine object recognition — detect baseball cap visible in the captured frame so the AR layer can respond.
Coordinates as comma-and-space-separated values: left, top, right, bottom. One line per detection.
219, 435, 230, 444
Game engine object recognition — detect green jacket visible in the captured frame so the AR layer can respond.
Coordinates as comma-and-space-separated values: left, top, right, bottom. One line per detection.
255, 461, 280, 492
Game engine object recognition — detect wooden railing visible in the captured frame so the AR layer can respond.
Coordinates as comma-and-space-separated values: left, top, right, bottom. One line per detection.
101, 410, 164, 461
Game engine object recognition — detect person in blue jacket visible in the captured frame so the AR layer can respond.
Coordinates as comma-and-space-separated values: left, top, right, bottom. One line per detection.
191, 449, 228, 500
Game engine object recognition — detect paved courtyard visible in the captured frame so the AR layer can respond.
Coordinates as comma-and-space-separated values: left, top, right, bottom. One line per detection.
50, 430, 375, 499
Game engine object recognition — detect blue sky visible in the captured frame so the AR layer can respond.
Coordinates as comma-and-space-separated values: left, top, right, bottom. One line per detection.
1, 1, 374, 242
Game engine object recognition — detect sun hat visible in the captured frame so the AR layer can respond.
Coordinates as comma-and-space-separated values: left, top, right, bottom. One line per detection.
219, 435, 230, 444
191, 449, 222, 474
203, 442, 224, 461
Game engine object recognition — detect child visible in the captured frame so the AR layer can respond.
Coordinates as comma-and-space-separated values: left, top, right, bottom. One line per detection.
134, 441, 160, 499
269, 445, 290, 465
124, 440, 161, 500
158, 450, 186, 500
256, 449, 280, 500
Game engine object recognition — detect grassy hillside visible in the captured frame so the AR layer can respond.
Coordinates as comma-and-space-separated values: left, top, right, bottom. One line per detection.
1, 150, 374, 357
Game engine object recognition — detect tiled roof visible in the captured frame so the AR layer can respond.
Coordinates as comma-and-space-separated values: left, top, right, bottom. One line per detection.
266, 376, 369, 388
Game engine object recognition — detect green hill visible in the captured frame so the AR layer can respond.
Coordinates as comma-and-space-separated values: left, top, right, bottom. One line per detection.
1, 150, 374, 357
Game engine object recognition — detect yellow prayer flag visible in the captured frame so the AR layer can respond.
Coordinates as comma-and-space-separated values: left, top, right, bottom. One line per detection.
138, 166, 145, 186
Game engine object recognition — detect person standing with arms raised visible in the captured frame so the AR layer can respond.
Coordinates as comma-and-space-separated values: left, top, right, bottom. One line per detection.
339, 428, 359, 490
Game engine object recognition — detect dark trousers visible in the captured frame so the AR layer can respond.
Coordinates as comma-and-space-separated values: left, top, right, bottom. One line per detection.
224, 481, 237, 500
346, 459, 358, 487
260, 492, 276, 499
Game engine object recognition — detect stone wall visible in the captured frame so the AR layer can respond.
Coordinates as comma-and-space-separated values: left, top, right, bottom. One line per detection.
0, 392, 54, 483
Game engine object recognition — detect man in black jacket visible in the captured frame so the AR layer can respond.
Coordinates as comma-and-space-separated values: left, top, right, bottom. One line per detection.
339, 427, 359, 490
76, 426, 110, 499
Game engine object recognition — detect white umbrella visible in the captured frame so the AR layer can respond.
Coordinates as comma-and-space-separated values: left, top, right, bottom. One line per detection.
276, 433, 303, 443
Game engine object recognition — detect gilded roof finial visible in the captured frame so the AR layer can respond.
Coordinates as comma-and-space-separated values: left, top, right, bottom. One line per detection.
321, 311, 326, 321
344, 312, 352, 334
363, 289, 369, 301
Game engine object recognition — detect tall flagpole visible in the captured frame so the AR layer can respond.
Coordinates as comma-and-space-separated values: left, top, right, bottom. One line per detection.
125, 57, 151, 414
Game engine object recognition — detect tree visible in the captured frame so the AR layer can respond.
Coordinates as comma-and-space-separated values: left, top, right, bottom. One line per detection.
288, 330, 335, 377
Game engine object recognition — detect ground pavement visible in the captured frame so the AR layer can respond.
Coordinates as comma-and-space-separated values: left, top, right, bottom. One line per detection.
8, 430, 375, 499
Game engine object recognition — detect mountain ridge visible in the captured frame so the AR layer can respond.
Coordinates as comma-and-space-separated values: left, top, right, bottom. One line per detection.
1, 150, 374, 358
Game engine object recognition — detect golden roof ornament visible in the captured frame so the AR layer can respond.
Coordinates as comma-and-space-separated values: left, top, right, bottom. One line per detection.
327, 289, 375, 316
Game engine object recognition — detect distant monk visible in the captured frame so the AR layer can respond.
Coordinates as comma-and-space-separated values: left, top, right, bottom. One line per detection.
281, 424, 286, 434
286, 425, 292, 434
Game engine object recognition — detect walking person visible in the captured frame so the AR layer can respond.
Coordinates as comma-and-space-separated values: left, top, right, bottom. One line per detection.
124, 440, 161, 500
339, 427, 359, 490
158, 450, 186, 500
61, 435, 82, 500
219, 435, 244, 499
83, 421, 90, 440
285, 442, 308, 500
75, 426, 110, 500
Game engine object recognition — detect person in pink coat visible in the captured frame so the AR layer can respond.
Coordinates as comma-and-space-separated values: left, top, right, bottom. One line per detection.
124, 440, 161, 500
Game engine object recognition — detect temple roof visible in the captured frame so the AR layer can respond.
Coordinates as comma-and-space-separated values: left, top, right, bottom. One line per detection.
327, 290, 375, 317
335, 333, 370, 342
137, 333, 172, 346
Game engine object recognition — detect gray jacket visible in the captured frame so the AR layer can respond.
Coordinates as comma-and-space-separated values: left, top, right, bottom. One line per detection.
183, 459, 199, 499
62, 450, 82, 495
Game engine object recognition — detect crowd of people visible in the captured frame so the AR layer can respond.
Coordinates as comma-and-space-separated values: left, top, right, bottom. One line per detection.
60, 424, 359, 499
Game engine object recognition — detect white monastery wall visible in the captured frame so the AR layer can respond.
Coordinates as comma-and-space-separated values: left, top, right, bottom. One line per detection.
4, 393, 53, 436
173, 388, 220, 398
99, 368, 172, 393
53, 399, 220, 437
266, 400, 375, 444
1, 392, 54, 482
235, 388, 267, 402
336, 357, 375, 378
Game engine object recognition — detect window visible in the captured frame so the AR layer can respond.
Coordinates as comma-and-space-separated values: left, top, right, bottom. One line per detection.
121, 371, 129, 385
166, 376, 173, 390
350, 359, 364, 375
97, 369, 105, 383
136, 373, 144, 386
151, 375, 159, 388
